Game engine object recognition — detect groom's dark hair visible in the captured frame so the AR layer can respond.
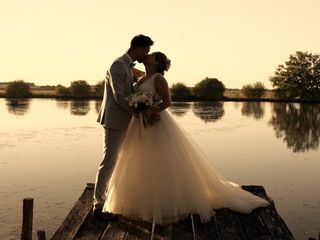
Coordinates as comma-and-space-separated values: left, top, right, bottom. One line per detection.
130, 34, 154, 50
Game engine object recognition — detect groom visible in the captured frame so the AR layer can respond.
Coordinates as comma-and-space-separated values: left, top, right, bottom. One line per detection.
94, 34, 154, 220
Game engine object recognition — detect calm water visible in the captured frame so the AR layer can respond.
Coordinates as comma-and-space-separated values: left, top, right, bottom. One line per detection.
0, 99, 319, 239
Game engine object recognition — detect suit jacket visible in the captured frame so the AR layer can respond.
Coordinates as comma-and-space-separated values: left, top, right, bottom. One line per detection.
97, 54, 134, 130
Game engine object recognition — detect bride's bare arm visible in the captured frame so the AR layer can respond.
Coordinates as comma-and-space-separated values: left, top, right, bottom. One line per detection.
153, 75, 171, 113
132, 68, 145, 81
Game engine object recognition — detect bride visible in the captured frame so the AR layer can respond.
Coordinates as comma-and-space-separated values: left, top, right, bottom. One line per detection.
102, 52, 269, 224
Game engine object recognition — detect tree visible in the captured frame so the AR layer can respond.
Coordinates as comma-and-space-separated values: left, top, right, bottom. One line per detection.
55, 84, 70, 97
5, 80, 32, 98
242, 82, 266, 99
170, 83, 193, 101
94, 80, 105, 98
69, 80, 91, 98
193, 77, 225, 101
270, 51, 320, 101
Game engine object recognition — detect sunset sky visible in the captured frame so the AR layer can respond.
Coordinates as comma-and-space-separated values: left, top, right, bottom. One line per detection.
1, 0, 320, 88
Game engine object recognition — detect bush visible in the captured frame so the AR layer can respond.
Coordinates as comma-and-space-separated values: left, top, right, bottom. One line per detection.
242, 82, 266, 99
5, 80, 32, 98
170, 83, 193, 101
94, 81, 105, 98
55, 84, 70, 97
70, 80, 91, 98
193, 77, 225, 101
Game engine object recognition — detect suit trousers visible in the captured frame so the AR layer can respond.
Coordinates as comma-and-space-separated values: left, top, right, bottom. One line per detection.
93, 127, 126, 210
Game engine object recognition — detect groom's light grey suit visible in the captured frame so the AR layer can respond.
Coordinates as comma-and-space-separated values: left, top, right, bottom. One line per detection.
94, 53, 134, 210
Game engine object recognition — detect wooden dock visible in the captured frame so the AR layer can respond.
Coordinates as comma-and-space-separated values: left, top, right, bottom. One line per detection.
50, 183, 294, 240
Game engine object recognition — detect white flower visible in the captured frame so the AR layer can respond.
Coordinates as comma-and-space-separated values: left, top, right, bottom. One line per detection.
128, 91, 155, 110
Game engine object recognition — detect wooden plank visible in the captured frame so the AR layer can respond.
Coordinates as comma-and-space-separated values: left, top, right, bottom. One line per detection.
120, 217, 172, 240
51, 184, 294, 240
119, 218, 151, 240
152, 224, 172, 240
258, 206, 294, 240
51, 184, 94, 240
120, 218, 152, 235
192, 214, 221, 240
73, 210, 108, 240
238, 210, 272, 240
172, 215, 195, 240
215, 208, 248, 240
269, 206, 294, 238
241, 185, 289, 240
244, 185, 294, 239
124, 223, 150, 240
100, 221, 128, 240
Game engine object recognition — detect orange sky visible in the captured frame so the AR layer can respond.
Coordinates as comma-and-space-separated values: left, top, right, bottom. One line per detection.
1, 0, 320, 88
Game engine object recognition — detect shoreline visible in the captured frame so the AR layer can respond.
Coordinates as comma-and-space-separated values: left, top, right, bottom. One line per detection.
1, 89, 320, 103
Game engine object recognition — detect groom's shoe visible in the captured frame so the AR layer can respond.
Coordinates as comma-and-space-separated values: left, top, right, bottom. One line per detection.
93, 208, 118, 221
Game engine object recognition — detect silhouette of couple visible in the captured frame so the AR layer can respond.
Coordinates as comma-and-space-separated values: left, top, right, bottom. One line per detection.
93, 34, 269, 224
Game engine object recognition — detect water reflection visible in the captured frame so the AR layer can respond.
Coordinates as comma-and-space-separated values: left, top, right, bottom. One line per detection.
241, 102, 265, 120
5, 99, 30, 116
70, 100, 90, 116
233, 102, 241, 109
56, 100, 69, 110
94, 100, 102, 114
269, 103, 320, 152
192, 102, 224, 122
169, 102, 191, 117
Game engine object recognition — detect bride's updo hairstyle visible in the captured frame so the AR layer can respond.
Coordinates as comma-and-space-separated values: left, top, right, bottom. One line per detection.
154, 52, 171, 75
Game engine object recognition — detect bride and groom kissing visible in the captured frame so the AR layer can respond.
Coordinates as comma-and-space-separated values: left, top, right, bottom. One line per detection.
93, 34, 269, 224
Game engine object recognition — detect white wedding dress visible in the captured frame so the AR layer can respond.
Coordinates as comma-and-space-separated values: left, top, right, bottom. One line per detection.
103, 73, 269, 224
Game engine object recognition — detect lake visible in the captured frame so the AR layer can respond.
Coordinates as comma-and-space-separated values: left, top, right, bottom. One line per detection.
0, 98, 319, 239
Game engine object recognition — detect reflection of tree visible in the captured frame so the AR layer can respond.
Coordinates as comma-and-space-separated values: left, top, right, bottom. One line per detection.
56, 100, 69, 110
192, 102, 224, 123
168, 102, 191, 117
70, 100, 90, 116
241, 102, 265, 120
6, 99, 30, 116
233, 102, 240, 109
268, 103, 320, 152
94, 100, 102, 114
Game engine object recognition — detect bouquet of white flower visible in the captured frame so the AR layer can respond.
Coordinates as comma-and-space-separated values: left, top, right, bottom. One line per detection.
128, 91, 154, 111
128, 91, 159, 135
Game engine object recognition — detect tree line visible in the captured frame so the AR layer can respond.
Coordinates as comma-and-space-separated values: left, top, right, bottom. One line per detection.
2, 80, 104, 99
2, 51, 320, 101
172, 51, 320, 101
